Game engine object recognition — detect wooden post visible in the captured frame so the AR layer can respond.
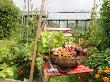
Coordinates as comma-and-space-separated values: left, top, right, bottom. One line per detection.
29, 0, 45, 82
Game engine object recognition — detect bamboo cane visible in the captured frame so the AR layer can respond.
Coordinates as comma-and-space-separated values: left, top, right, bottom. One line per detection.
29, 0, 45, 82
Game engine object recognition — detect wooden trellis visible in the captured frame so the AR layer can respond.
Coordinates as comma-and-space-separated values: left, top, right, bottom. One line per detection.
29, 0, 46, 82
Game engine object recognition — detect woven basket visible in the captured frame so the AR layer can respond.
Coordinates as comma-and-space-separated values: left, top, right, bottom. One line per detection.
51, 55, 87, 67
49, 33, 88, 67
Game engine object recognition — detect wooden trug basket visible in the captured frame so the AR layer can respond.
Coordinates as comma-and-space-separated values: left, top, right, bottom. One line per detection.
51, 55, 87, 67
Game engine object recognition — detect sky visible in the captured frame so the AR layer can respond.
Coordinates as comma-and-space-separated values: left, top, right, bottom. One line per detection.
13, 0, 102, 12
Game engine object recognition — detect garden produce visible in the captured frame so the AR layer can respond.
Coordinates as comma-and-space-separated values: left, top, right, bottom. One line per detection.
51, 44, 88, 58
50, 44, 88, 67
19, 69, 24, 75
38, 31, 77, 54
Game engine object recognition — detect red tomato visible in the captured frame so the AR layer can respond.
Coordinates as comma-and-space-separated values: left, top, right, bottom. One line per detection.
20, 69, 24, 75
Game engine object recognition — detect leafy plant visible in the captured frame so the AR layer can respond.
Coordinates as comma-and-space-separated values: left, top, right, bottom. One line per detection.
0, 64, 18, 79
0, 0, 21, 39
38, 32, 66, 53
85, 48, 110, 69
50, 75, 77, 82
16, 61, 39, 81
20, 15, 38, 43
85, 48, 110, 81
99, 0, 110, 50
0, 39, 40, 80
86, 0, 110, 50
0, 46, 31, 66
38, 31, 78, 54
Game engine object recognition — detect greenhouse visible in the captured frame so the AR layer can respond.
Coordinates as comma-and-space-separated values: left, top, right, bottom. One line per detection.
0, 0, 110, 82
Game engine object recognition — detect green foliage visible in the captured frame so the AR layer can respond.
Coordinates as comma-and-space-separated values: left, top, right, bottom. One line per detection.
87, 0, 110, 50
0, 40, 16, 48
16, 61, 39, 81
0, 64, 18, 79
50, 75, 77, 82
74, 31, 86, 38
86, 21, 103, 48
85, 49, 110, 69
20, 16, 38, 43
81, 2, 104, 51
0, 40, 40, 80
84, 6, 103, 49
28, 16, 38, 41
38, 31, 77, 53
0, 1, 38, 80
65, 36, 78, 44
99, 0, 110, 49
0, 0, 21, 39
85, 48, 110, 81
0, 40, 33, 66
38, 32, 66, 53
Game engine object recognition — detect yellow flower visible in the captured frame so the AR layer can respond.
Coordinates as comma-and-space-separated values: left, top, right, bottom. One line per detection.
104, 69, 110, 74
98, 69, 103, 74
94, 74, 100, 78
107, 68, 110, 74
102, 77, 109, 82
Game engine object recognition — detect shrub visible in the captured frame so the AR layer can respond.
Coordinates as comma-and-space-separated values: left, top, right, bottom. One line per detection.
85, 48, 110, 81
0, 0, 21, 39
99, 0, 110, 50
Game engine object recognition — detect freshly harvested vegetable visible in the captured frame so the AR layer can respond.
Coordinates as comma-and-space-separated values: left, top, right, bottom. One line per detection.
51, 44, 88, 58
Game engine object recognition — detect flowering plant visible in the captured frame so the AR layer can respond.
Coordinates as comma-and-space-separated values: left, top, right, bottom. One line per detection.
94, 68, 110, 82
17, 61, 39, 81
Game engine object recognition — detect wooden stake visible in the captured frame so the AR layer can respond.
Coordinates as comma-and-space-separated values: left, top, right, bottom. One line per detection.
29, 0, 45, 82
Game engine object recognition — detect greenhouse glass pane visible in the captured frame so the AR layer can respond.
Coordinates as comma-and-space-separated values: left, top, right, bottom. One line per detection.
60, 21, 67, 28
78, 21, 86, 30
68, 21, 76, 29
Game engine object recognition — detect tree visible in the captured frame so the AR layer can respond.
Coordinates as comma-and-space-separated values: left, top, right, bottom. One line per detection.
0, 0, 21, 39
